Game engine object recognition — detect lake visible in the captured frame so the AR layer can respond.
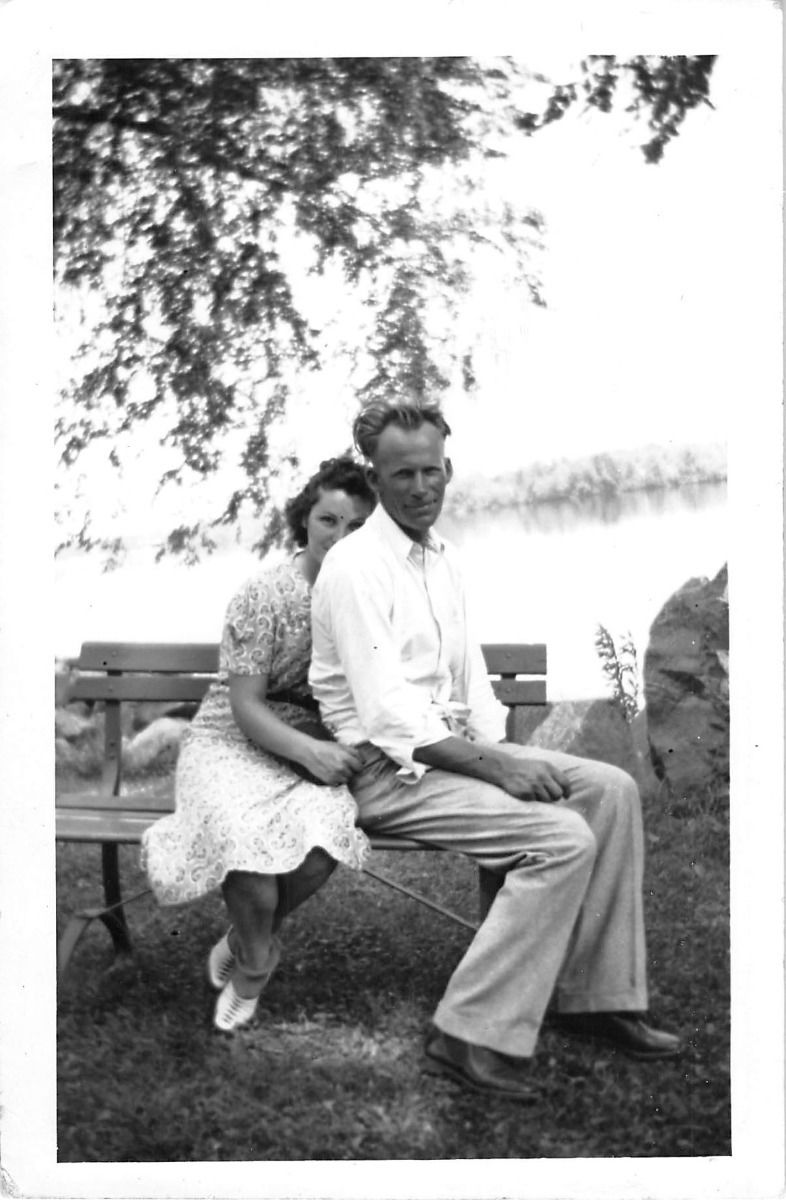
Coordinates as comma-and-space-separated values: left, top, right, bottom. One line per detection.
54, 481, 726, 702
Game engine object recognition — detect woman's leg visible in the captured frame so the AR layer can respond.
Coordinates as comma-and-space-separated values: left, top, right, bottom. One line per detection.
221, 870, 279, 998
274, 848, 336, 928
219, 851, 335, 995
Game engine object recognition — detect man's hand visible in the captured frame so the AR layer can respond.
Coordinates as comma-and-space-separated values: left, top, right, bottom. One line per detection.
413, 736, 570, 802
490, 751, 570, 803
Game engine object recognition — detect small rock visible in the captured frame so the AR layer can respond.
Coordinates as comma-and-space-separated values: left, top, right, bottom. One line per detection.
55, 660, 78, 707
55, 707, 94, 741
131, 700, 200, 732
124, 717, 189, 774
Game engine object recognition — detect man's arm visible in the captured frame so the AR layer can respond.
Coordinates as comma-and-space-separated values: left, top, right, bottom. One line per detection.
311, 554, 454, 776
413, 736, 570, 803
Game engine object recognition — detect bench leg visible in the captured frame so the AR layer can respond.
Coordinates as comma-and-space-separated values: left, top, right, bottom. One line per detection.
57, 886, 154, 984
478, 866, 502, 922
57, 912, 96, 983
101, 843, 133, 957
362, 866, 478, 932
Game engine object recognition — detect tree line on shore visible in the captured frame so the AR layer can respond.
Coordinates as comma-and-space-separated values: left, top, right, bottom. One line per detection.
445, 440, 726, 516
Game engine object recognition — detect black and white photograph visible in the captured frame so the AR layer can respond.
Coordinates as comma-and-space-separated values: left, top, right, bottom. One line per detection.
0, 1, 782, 1197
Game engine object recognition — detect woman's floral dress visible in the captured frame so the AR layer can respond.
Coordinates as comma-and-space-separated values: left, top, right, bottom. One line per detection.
141, 558, 370, 906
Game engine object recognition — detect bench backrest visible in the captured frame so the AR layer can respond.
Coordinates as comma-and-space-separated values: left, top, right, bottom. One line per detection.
71, 641, 547, 702
65, 640, 547, 808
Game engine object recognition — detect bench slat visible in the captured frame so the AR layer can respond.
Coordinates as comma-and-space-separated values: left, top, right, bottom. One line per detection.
78, 642, 220, 673
482, 643, 547, 676
71, 674, 546, 705
70, 675, 214, 702
57, 806, 450, 854
76, 642, 546, 677
492, 678, 546, 705
57, 786, 176, 813
57, 809, 161, 842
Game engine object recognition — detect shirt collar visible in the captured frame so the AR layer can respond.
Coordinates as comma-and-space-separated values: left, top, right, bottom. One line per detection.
369, 503, 445, 562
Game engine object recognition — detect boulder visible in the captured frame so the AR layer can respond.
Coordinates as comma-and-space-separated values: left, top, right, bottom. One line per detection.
643, 564, 729, 808
55, 707, 94, 741
55, 659, 78, 707
55, 707, 105, 776
55, 726, 104, 777
124, 717, 190, 775
521, 698, 649, 783
131, 699, 200, 732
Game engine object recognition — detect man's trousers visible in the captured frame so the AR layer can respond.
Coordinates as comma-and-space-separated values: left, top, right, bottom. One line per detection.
349, 743, 648, 1057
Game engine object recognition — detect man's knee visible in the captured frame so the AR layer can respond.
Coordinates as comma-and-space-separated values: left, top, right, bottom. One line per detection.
597, 763, 641, 817
571, 756, 640, 810
511, 803, 596, 872
560, 806, 598, 864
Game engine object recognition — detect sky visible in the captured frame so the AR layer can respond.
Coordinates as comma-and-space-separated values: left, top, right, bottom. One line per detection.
444, 42, 781, 470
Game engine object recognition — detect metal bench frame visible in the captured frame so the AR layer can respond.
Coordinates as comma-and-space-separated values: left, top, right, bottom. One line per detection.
56, 640, 547, 981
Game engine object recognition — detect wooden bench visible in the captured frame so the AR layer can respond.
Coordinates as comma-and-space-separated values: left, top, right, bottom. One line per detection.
56, 640, 547, 981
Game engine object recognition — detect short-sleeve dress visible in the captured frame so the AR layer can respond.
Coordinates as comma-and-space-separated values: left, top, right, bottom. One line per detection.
141, 558, 370, 906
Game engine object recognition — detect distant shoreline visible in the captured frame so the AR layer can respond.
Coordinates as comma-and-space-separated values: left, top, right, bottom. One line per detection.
55, 441, 727, 560
445, 441, 726, 516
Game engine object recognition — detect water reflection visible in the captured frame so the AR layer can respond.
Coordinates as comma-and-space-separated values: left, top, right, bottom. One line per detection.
439, 480, 726, 701
442, 480, 727, 541
55, 480, 727, 701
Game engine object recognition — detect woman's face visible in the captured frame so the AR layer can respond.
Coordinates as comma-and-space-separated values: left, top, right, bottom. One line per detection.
302, 487, 373, 572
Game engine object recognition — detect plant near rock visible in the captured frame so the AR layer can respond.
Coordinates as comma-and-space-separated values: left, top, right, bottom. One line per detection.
594, 625, 640, 725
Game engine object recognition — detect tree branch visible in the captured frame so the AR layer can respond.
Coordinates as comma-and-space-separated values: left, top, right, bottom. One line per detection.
53, 103, 171, 137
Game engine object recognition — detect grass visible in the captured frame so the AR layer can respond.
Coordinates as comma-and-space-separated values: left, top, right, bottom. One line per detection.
56, 783, 729, 1162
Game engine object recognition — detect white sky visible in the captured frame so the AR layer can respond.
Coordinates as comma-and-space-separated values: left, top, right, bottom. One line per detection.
446, 42, 781, 469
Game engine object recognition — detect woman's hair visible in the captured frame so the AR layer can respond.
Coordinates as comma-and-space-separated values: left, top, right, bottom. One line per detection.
352, 398, 452, 461
284, 456, 376, 547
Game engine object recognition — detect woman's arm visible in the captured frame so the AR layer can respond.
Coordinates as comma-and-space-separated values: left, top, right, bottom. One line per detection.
229, 673, 361, 785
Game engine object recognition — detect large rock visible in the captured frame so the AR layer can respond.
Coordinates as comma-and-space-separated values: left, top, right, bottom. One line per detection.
520, 698, 651, 785
55, 707, 94, 741
643, 564, 729, 807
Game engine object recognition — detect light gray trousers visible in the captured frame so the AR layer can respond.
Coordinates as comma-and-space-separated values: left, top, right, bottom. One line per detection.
350, 743, 648, 1057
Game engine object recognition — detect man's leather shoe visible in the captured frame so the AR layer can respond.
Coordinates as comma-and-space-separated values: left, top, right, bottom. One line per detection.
424, 1028, 537, 1102
551, 1011, 681, 1060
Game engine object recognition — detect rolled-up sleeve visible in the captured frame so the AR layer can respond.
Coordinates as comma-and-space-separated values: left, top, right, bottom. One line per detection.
311, 556, 452, 778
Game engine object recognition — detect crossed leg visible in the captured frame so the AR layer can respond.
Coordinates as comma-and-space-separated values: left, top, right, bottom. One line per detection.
350, 744, 647, 1057
221, 849, 336, 997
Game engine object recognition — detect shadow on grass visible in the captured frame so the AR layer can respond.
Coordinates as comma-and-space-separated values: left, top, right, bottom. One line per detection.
56, 786, 729, 1161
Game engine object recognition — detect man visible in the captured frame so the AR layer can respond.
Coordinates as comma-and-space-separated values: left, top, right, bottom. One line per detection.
309, 399, 680, 1102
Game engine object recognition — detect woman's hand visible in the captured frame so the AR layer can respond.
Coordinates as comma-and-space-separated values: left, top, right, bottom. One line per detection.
301, 740, 363, 786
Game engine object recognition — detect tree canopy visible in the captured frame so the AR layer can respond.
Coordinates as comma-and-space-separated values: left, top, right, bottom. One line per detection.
53, 55, 716, 560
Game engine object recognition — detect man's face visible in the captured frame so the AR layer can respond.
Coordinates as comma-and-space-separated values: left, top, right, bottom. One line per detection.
368, 421, 453, 543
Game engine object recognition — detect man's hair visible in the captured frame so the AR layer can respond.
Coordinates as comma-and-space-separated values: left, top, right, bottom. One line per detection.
284, 456, 376, 547
352, 399, 452, 461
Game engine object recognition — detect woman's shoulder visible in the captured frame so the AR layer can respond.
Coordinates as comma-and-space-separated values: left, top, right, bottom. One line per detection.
225, 556, 304, 612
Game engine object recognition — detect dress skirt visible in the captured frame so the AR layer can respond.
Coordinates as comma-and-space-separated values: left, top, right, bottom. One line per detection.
141, 702, 370, 907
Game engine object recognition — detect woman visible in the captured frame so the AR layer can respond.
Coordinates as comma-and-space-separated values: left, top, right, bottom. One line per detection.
142, 457, 375, 1032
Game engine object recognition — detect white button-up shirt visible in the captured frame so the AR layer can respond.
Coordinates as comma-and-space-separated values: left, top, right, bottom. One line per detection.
309, 504, 508, 780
